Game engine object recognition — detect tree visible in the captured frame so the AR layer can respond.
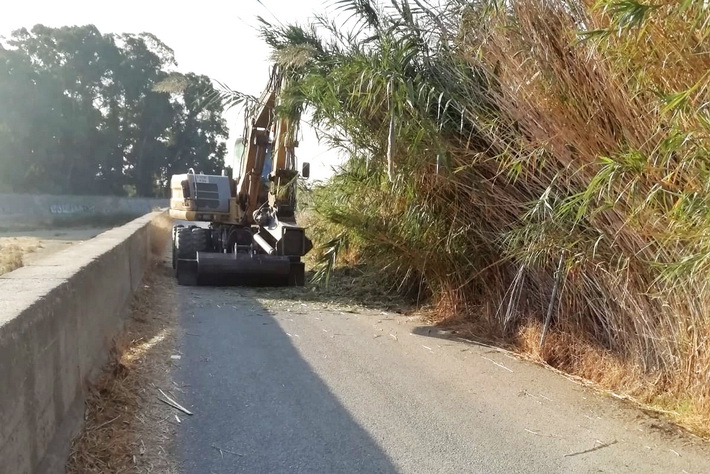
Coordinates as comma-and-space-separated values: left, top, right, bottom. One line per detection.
161, 73, 228, 191
0, 24, 228, 196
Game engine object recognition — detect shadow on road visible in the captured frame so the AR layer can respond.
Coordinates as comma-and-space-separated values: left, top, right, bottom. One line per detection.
172, 284, 398, 474
409, 325, 479, 343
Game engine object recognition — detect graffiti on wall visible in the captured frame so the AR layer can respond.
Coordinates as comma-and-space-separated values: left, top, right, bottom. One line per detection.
0, 194, 165, 229
49, 203, 96, 215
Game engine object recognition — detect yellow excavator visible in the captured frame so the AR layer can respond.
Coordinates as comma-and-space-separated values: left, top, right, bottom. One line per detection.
168, 71, 312, 286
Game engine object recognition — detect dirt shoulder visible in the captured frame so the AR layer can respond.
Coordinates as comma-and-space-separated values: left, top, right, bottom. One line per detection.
67, 263, 181, 473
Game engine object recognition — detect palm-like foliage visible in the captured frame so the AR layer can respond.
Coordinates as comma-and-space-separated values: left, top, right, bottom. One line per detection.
224, 0, 710, 433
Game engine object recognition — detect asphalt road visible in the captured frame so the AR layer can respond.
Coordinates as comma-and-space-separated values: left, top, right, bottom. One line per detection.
171, 284, 710, 474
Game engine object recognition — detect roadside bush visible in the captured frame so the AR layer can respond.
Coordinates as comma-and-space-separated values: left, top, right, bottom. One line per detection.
261, 0, 710, 433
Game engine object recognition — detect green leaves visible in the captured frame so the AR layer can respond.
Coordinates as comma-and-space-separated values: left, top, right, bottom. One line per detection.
332, 0, 381, 33
205, 81, 257, 112
603, 0, 660, 30
0, 25, 228, 196
256, 0, 710, 426
311, 232, 350, 286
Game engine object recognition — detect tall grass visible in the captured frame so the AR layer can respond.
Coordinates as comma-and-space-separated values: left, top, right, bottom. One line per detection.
259, 0, 710, 433
0, 238, 40, 275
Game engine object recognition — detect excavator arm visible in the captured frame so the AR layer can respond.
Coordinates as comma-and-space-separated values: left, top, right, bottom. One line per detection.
235, 88, 275, 222
236, 71, 304, 225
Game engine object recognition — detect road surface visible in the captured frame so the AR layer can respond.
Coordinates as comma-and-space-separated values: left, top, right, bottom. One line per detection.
170, 284, 710, 473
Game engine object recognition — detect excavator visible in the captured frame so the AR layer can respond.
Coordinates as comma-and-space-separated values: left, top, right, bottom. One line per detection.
168, 70, 312, 286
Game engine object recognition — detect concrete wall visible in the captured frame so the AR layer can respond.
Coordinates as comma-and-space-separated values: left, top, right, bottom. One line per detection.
0, 211, 166, 473
0, 194, 166, 230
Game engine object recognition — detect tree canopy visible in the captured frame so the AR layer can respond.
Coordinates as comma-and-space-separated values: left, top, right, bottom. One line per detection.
0, 24, 228, 197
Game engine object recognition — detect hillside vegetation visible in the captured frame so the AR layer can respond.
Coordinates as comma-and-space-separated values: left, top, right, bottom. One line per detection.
263, 0, 710, 433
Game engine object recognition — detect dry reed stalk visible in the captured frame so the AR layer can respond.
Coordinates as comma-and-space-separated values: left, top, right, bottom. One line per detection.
279, 0, 710, 435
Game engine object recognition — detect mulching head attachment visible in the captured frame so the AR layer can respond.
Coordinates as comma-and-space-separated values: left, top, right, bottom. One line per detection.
176, 252, 297, 287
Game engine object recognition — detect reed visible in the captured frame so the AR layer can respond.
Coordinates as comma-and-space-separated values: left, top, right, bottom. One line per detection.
258, 0, 710, 434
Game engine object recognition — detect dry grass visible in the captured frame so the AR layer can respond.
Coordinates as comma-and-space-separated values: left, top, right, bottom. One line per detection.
67, 221, 180, 473
448, 0, 710, 436
287, 0, 710, 437
0, 237, 41, 275
513, 323, 710, 439
67, 264, 180, 473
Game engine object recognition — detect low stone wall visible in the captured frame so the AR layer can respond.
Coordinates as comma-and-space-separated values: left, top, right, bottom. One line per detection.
0, 194, 166, 230
0, 211, 166, 473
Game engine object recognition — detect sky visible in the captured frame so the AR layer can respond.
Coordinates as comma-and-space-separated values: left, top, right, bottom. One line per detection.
0, 0, 342, 181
